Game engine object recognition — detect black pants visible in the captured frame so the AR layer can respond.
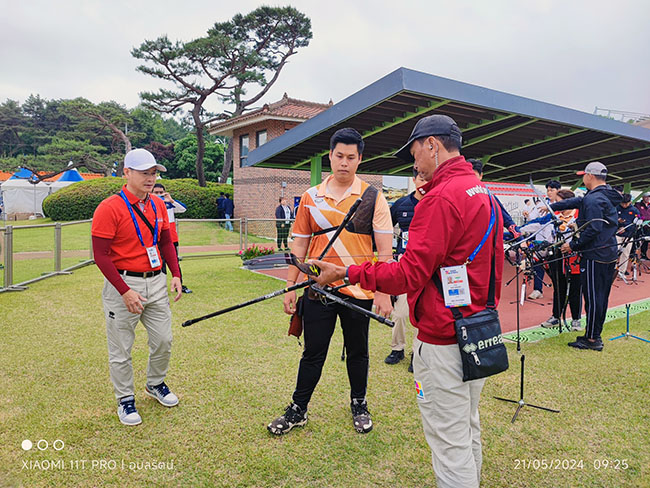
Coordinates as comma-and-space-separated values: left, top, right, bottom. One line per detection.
161, 242, 183, 284
581, 259, 615, 341
276, 222, 290, 249
641, 228, 650, 257
292, 292, 373, 410
548, 260, 582, 320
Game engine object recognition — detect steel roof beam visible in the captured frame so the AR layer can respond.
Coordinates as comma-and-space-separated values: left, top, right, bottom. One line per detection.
489, 136, 620, 181
481, 128, 588, 173
290, 99, 451, 169
495, 143, 649, 181
462, 118, 539, 148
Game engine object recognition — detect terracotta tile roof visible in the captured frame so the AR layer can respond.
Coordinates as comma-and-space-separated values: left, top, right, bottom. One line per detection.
208, 93, 332, 134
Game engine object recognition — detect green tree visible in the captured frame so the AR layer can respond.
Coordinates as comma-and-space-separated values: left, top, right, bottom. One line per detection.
0, 99, 28, 157
131, 5, 312, 186
167, 134, 224, 182
130, 106, 189, 146
60, 98, 139, 175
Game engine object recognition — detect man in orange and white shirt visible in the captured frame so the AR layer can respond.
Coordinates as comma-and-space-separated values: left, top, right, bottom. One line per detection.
267, 128, 393, 436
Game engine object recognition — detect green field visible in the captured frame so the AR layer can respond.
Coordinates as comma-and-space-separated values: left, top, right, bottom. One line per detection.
1, 257, 648, 487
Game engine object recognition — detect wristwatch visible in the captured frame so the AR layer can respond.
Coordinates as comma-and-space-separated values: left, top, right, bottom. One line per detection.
343, 266, 351, 286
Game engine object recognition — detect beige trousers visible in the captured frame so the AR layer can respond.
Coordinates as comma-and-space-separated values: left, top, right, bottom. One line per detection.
413, 341, 486, 488
390, 293, 412, 351
617, 235, 632, 272
102, 273, 173, 400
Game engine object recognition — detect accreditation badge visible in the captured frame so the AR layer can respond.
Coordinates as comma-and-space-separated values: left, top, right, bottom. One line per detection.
440, 265, 471, 308
146, 246, 161, 268
402, 231, 409, 249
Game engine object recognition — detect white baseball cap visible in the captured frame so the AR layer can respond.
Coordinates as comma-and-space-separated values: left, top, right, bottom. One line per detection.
124, 148, 167, 172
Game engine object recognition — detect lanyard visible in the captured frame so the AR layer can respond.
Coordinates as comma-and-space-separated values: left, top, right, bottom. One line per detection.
120, 190, 158, 247
466, 192, 496, 264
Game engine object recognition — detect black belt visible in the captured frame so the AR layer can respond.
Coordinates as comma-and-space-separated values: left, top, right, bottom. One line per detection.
118, 269, 162, 278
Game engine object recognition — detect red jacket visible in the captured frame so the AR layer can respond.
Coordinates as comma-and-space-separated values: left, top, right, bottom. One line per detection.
348, 156, 504, 345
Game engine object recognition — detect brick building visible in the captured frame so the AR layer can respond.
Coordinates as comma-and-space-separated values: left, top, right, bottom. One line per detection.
208, 93, 383, 221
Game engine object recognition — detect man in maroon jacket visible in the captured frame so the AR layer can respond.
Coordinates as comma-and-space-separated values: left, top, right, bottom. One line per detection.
312, 115, 503, 488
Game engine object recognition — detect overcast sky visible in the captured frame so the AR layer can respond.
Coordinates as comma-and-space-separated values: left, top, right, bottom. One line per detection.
1, 0, 649, 120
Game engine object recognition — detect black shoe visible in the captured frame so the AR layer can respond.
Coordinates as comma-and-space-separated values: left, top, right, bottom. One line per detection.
267, 403, 307, 435
181, 285, 192, 294
384, 350, 405, 364
568, 338, 603, 351
407, 353, 413, 373
351, 398, 373, 433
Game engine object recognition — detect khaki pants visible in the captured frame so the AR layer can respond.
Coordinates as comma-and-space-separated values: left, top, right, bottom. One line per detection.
102, 273, 172, 400
617, 235, 632, 272
390, 293, 412, 351
413, 341, 485, 488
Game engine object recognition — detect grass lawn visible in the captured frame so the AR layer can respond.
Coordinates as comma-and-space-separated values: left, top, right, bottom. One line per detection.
1, 257, 648, 487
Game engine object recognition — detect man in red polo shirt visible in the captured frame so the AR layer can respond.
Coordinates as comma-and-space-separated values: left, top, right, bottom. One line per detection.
311, 115, 503, 488
92, 148, 182, 426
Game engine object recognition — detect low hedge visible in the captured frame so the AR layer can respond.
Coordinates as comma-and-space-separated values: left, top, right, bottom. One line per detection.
42, 177, 233, 221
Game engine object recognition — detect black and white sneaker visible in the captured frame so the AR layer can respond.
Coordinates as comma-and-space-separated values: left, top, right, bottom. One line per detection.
267, 403, 308, 435
145, 382, 179, 407
351, 398, 373, 433
117, 395, 142, 426
540, 316, 560, 328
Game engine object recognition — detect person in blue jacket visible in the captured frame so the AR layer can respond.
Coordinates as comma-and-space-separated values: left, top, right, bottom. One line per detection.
551, 162, 622, 351
384, 170, 427, 370
223, 193, 234, 231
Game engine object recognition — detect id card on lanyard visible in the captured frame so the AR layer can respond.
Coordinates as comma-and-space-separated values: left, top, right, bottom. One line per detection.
120, 191, 161, 268
440, 193, 496, 308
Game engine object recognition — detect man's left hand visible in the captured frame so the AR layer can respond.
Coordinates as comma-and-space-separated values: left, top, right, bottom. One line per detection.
373, 292, 393, 318
171, 277, 182, 302
560, 242, 572, 254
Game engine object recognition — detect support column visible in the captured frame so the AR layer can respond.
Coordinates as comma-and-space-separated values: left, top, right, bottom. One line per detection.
310, 156, 322, 187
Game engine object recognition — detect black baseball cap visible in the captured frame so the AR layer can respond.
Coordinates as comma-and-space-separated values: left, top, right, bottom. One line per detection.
394, 115, 462, 163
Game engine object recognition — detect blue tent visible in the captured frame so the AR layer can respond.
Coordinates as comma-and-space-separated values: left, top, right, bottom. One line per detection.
57, 168, 84, 182
9, 168, 37, 181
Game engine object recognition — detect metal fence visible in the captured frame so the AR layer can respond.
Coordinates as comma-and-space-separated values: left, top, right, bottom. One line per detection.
242, 218, 296, 252
0, 218, 294, 292
1, 220, 94, 292
175, 218, 244, 260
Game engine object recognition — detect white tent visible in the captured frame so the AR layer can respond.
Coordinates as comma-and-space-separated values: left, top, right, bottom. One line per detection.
0, 178, 51, 216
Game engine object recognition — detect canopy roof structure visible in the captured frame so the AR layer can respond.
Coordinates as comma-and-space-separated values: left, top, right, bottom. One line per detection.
247, 68, 650, 190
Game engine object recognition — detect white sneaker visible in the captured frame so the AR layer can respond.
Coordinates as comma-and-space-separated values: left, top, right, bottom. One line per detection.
117, 396, 142, 426
145, 382, 179, 407
571, 320, 583, 331
540, 316, 559, 328
528, 290, 543, 300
